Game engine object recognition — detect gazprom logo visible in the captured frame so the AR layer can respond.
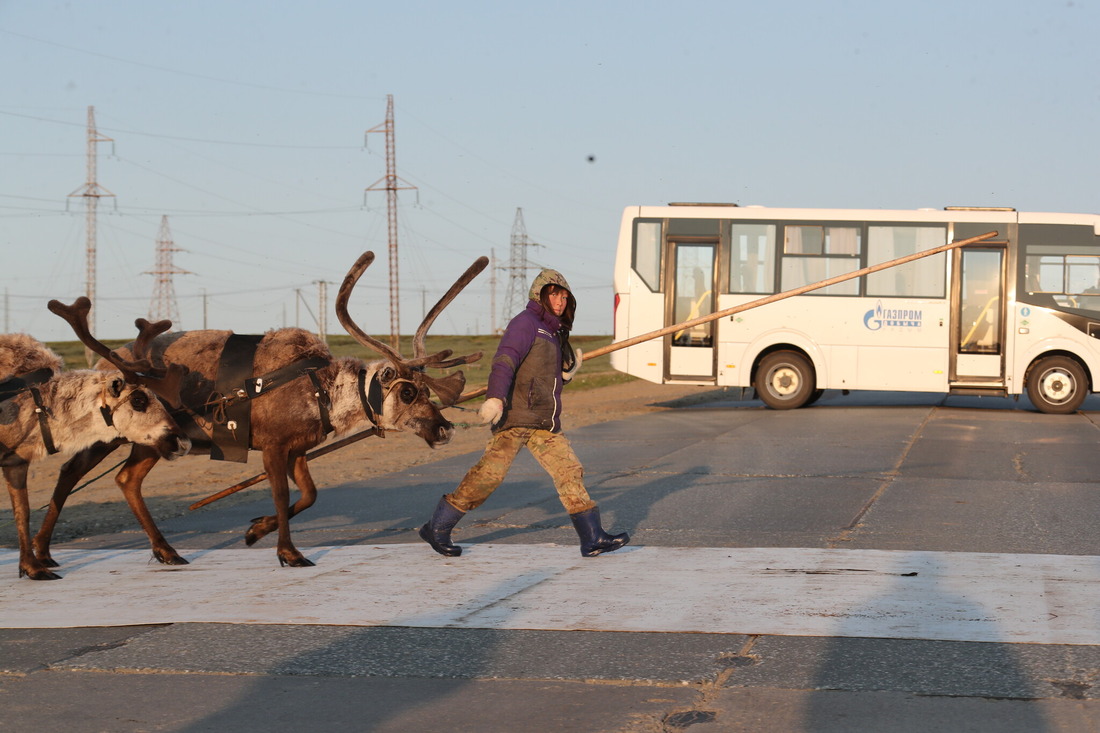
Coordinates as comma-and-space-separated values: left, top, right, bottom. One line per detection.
864, 301, 923, 331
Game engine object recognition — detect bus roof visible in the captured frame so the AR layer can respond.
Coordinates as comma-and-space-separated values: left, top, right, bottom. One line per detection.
628, 204, 1100, 232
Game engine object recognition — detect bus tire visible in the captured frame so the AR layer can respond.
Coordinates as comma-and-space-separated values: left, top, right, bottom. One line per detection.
805, 388, 826, 406
756, 351, 816, 410
1026, 355, 1087, 414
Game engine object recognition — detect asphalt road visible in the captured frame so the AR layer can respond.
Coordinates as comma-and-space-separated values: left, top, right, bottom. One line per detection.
3, 388, 1100, 732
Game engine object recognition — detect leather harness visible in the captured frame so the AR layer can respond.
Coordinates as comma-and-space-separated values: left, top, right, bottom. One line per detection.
0, 344, 393, 464
202, 335, 388, 462
0, 367, 55, 403
0, 369, 155, 459
0, 368, 64, 456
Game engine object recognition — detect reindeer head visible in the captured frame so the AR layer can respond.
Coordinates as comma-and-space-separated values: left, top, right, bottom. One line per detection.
47, 297, 187, 408
95, 372, 191, 460
47, 297, 191, 459
336, 252, 487, 447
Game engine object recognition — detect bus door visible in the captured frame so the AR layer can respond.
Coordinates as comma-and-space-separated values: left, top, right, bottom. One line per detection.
665, 240, 717, 381
951, 244, 1007, 384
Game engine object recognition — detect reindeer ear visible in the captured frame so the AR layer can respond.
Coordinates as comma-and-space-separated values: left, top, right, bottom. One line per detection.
379, 367, 396, 384
423, 371, 467, 407
108, 377, 125, 398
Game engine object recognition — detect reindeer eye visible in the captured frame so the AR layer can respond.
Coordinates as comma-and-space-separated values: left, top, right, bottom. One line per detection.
399, 384, 418, 404
130, 390, 150, 412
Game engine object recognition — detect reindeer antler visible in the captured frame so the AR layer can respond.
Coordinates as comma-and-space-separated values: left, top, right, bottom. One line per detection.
334, 252, 461, 367
133, 317, 171, 368
47, 297, 156, 378
132, 317, 187, 409
46, 298, 187, 408
413, 256, 489, 362
336, 251, 487, 406
335, 252, 406, 366
410, 256, 487, 404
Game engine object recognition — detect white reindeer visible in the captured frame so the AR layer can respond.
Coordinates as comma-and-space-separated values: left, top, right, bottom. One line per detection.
1, 300, 191, 580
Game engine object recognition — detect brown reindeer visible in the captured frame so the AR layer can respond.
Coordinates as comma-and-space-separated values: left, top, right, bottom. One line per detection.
0, 333, 64, 380
33, 251, 487, 570
2, 303, 191, 580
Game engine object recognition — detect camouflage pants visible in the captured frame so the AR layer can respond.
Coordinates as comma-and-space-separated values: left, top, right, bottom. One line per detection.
446, 427, 597, 515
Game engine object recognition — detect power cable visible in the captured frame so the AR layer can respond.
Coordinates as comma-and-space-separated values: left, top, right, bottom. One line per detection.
0, 29, 381, 102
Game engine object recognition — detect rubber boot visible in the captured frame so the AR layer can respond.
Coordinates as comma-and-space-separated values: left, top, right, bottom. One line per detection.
419, 496, 466, 557
569, 506, 629, 557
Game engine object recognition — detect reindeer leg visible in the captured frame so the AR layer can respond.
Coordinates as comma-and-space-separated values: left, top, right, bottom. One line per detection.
5, 462, 61, 580
249, 447, 312, 567
33, 440, 123, 568
287, 452, 319, 519
245, 451, 318, 548
116, 444, 186, 566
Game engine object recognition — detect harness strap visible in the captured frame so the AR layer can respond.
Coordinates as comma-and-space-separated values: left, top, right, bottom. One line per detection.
205, 354, 336, 449
240, 355, 331, 401
28, 386, 58, 455
209, 334, 264, 462
212, 355, 332, 410
357, 369, 386, 436
0, 367, 57, 404
306, 368, 334, 435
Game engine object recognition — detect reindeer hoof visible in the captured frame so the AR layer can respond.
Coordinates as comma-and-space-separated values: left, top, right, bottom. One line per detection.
154, 551, 189, 566
21, 567, 62, 581
245, 518, 275, 546
278, 554, 315, 568
39, 557, 60, 568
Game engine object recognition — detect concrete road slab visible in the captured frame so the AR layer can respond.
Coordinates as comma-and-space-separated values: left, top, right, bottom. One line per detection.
5, 545, 1098, 645
6, 396, 1100, 733
850, 477, 1100, 555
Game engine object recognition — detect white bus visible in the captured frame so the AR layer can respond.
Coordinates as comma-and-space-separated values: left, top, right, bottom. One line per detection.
610, 203, 1100, 414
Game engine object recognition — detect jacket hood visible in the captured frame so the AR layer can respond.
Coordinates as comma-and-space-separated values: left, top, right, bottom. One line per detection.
528, 268, 577, 329
528, 268, 573, 301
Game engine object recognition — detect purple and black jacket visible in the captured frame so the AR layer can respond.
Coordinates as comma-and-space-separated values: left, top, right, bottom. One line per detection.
487, 299, 567, 433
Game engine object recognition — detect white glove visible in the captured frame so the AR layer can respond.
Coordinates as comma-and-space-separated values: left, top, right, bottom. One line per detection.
479, 397, 504, 425
563, 348, 583, 383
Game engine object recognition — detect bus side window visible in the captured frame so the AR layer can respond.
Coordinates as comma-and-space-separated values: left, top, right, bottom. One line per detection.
1078, 275, 1100, 311
728, 223, 776, 294
633, 220, 663, 292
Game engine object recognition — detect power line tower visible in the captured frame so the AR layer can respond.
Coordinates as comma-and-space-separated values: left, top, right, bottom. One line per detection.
67, 105, 114, 343
145, 215, 191, 327
365, 94, 417, 349
489, 248, 498, 334
314, 280, 329, 344
502, 207, 541, 321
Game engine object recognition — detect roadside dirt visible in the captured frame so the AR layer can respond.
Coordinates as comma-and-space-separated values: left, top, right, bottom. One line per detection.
4, 380, 733, 546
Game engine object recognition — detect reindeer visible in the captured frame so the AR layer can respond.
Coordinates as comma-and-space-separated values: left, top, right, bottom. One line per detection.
32, 251, 486, 571
2, 303, 191, 580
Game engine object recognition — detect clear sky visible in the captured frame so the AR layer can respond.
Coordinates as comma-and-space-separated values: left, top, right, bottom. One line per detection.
2, 1, 1098, 343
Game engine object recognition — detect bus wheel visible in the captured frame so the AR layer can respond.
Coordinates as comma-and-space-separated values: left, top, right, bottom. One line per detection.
1026, 356, 1087, 414
805, 388, 826, 406
756, 351, 816, 410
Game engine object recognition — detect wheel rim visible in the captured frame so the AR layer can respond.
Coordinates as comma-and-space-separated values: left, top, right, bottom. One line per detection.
768, 366, 801, 397
1039, 368, 1076, 405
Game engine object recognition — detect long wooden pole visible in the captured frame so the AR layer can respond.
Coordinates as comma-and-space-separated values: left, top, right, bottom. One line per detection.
189, 427, 380, 510
457, 229, 998, 402
192, 230, 997, 510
